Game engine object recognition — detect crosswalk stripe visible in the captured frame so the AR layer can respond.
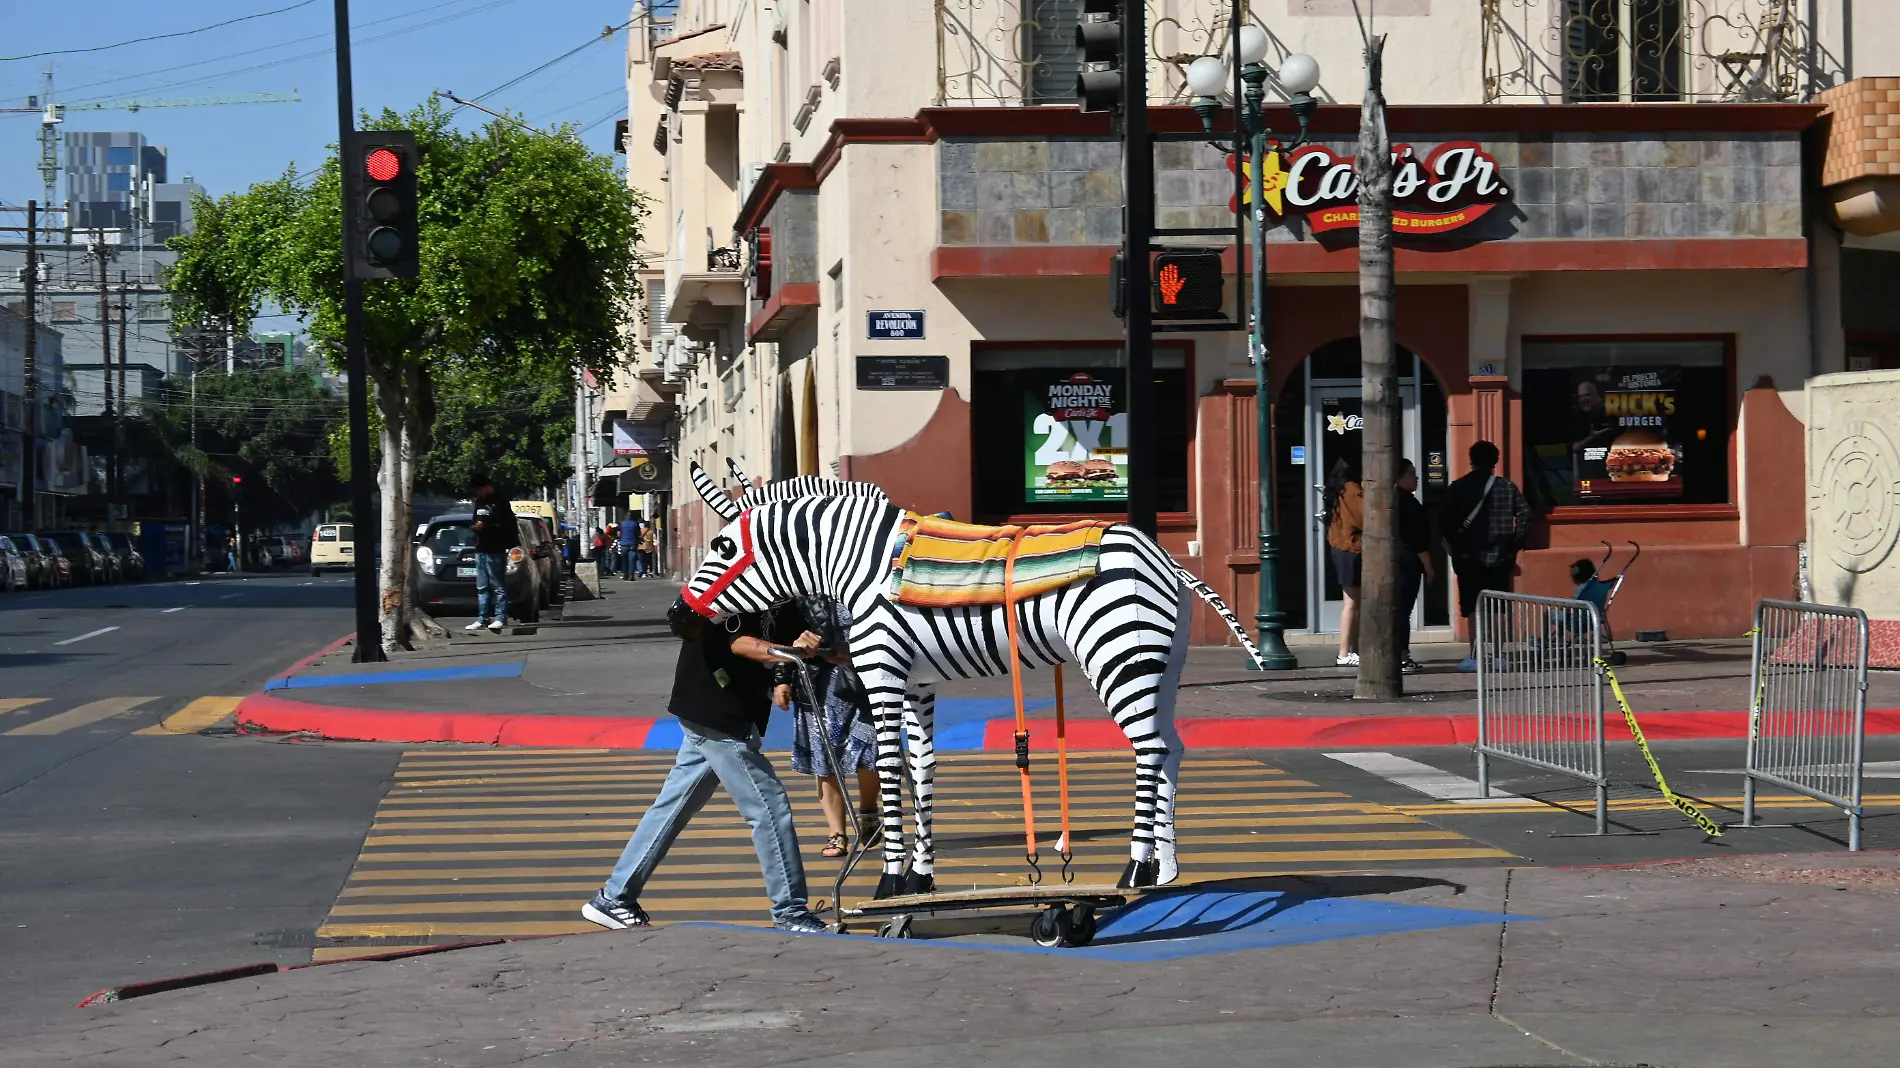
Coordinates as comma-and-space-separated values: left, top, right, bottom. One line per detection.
0, 699, 47, 714
3, 696, 155, 736
134, 696, 242, 736
309, 749, 1517, 954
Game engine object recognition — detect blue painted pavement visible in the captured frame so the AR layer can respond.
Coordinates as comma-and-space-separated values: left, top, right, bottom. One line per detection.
266, 662, 525, 690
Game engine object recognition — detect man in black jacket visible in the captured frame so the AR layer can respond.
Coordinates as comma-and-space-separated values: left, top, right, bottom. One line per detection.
583, 596, 828, 933
469, 475, 520, 633
1439, 440, 1531, 671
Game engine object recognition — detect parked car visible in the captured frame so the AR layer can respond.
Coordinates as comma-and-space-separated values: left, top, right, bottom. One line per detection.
257, 536, 290, 569
33, 535, 77, 587
101, 531, 145, 582
80, 532, 123, 583
522, 514, 562, 607
42, 531, 108, 584
2, 533, 50, 589
411, 513, 542, 623
0, 536, 26, 592
310, 523, 354, 576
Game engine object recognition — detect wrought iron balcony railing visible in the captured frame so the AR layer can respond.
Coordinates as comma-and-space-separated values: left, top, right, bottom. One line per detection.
935, 0, 1252, 107
1482, 0, 1828, 103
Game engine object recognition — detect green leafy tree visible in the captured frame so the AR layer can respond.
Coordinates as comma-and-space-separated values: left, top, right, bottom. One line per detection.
418, 362, 575, 498
143, 370, 348, 532
167, 99, 642, 649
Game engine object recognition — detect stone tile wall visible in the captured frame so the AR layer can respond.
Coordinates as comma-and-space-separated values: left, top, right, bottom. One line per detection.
939, 132, 1806, 245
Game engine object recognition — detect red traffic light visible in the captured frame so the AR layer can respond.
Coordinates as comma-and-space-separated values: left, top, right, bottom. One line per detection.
365, 148, 402, 182
231, 476, 243, 484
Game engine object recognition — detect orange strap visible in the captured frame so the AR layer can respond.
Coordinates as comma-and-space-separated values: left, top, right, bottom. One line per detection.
1000, 527, 1039, 864
1053, 662, 1072, 872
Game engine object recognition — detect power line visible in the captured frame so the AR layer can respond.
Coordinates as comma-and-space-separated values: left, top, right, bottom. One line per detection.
46, 0, 517, 100
474, 20, 629, 104
0, 1, 323, 63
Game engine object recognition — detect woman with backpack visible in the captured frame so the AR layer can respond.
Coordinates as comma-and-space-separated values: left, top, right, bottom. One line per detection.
1323, 453, 1365, 667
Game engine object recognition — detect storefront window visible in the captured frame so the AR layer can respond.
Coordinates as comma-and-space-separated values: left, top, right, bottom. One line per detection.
1521, 338, 1729, 510
971, 345, 1190, 519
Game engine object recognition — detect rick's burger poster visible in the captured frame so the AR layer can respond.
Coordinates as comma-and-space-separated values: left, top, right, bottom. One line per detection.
1525, 356, 1726, 507
1025, 370, 1128, 502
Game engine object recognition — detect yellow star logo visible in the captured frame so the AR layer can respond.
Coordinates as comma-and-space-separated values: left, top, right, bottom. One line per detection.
1326, 412, 1349, 435
1236, 144, 1286, 216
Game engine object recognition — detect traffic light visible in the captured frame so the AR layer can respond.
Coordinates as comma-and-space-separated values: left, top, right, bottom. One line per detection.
344, 130, 419, 280
1075, 0, 1124, 114
232, 476, 243, 484
1151, 249, 1224, 319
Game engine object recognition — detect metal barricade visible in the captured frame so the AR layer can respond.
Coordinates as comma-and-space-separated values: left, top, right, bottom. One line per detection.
1743, 599, 1869, 850
1474, 591, 1611, 834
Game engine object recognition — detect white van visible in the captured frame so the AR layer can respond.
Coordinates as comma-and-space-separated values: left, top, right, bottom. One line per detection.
310, 523, 355, 576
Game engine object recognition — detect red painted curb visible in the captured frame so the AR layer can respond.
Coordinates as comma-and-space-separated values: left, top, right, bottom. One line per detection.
274, 632, 356, 682
237, 689, 1900, 751
236, 691, 657, 748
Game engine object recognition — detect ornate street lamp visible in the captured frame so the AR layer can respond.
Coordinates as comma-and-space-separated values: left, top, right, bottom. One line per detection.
1187, 32, 1318, 670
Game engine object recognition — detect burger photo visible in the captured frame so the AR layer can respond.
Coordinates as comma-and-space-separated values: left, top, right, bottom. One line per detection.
1044, 460, 1087, 486
1603, 430, 1676, 482
1079, 458, 1119, 481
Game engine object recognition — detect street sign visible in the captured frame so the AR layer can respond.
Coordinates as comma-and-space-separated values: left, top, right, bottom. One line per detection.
857, 355, 949, 391
866, 310, 925, 339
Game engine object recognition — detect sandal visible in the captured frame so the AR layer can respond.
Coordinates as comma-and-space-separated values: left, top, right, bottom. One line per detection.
821, 833, 848, 858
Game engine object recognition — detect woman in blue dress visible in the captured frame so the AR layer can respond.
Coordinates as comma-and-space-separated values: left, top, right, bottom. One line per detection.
778, 595, 877, 858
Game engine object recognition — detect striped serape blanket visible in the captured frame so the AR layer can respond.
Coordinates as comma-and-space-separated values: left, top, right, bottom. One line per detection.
893, 515, 1109, 609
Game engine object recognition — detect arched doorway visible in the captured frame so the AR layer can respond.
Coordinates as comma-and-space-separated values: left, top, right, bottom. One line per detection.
1269, 339, 1452, 635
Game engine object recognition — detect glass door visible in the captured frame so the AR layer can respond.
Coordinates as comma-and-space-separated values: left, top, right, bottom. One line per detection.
1306, 383, 1419, 634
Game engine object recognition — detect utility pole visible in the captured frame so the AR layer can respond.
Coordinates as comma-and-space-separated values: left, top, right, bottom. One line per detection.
94, 229, 118, 519
335, 0, 385, 662
1121, 0, 1156, 534
117, 271, 128, 526
1355, 34, 1401, 700
21, 203, 38, 530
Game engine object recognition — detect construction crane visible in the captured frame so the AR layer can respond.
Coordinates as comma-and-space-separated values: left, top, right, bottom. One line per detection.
3, 70, 299, 221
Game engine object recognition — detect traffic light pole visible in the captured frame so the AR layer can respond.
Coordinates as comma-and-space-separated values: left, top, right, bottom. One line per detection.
1121, 0, 1156, 535
334, 0, 384, 662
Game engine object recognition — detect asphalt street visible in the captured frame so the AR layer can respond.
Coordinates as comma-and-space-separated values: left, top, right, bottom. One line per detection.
0, 571, 398, 1025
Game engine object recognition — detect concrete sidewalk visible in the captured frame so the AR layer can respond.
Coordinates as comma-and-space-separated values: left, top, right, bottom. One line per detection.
10, 852, 1899, 1066
235, 573, 1900, 747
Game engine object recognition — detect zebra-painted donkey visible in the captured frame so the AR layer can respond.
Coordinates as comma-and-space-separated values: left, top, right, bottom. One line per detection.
680, 463, 1265, 893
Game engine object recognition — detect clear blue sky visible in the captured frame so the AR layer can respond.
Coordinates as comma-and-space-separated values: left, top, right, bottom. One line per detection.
0, 0, 637, 209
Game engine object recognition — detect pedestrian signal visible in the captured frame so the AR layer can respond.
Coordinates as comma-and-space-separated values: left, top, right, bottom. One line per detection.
1151, 249, 1224, 319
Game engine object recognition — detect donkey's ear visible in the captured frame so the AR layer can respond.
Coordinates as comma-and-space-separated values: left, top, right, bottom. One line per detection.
724, 456, 754, 493
690, 460, 742, 522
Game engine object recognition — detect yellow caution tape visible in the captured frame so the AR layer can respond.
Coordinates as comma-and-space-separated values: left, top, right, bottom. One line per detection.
1597, 658, 1724, 838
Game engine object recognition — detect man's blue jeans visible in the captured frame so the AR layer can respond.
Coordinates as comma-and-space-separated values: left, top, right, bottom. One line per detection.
601, 722, 810, 922
474, 551, 507, 623
620, 543, 637, 578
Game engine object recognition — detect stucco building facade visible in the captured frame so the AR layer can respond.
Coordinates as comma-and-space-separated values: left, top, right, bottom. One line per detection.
606, 0, 1900, 646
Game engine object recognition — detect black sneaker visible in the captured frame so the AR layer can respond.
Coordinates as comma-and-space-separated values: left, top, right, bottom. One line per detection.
1401, 657, 1423, 675
773, 912, 828, 934
581, 892, 650, 930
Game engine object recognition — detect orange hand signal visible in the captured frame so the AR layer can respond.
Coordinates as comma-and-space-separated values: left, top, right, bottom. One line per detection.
1158, 262, 1185, 304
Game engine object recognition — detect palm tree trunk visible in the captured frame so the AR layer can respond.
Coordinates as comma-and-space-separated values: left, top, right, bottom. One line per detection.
1355, 33, 1401, 701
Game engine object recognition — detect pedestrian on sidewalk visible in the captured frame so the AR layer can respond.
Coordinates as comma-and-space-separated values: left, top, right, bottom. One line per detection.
582, 597, 828, 934
1323, 452, 1364, 667
1439, 440, 1531, 672
467, 475, 520, 634
1394, 458, 1436, 675
618, 515, 641, 580
591, 526, 609, 564
783, 595, 877, 858
638, 522, 658, 580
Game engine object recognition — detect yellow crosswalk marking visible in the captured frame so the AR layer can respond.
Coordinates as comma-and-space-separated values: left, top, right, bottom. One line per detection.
0, 699, 47, 714
134, 696, 242, 735
3, 697, 155, 736
309, 749, 1518, 957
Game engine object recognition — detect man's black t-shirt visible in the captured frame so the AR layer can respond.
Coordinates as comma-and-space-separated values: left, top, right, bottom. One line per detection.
473, 498, 520, 554
669, 609, 802, 738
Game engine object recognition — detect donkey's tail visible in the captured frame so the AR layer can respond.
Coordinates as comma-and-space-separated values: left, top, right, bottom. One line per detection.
1172, 564, 1267, 670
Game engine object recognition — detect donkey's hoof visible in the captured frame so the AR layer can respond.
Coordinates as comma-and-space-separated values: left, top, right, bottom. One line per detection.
873, 872, 907, 900
1116, 858, 1161, 889
902, 870, 936, 896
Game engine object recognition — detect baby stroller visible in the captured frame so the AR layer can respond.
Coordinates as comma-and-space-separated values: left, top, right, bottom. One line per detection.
1571, 540, 1640, 666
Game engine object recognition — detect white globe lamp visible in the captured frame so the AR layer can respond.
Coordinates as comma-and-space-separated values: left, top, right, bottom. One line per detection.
1185, 55, 1229, 98
1277, 53, 1322, 95
1235, 25, 1271, 67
